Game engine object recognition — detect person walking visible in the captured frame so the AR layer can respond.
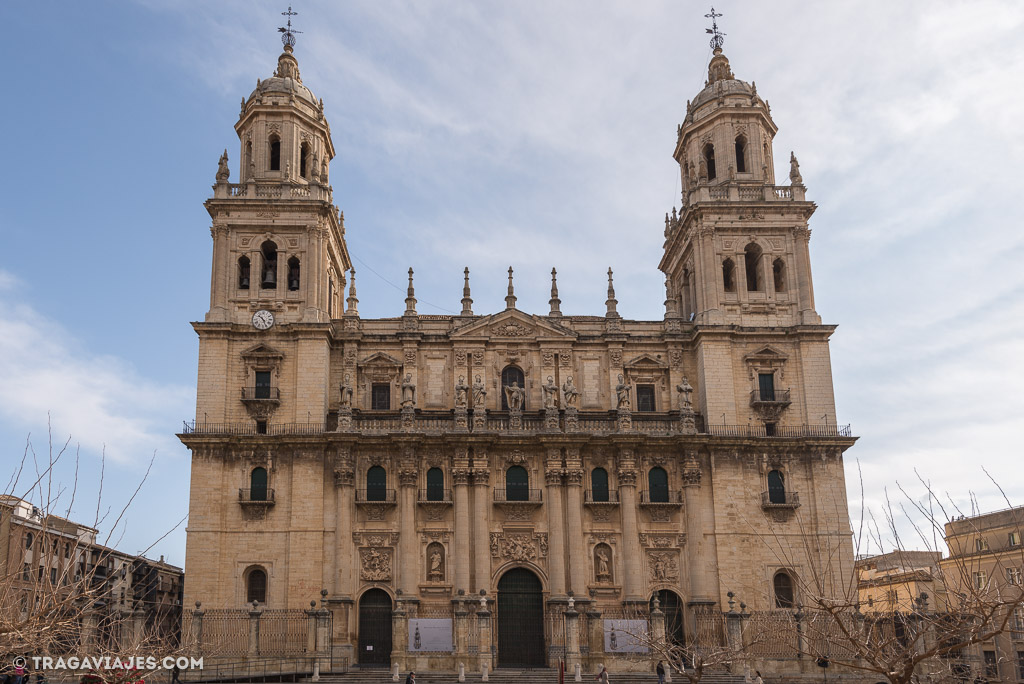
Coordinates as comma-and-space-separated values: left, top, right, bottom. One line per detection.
594, 665, 609, 684
404, 672, 415, 684
656, 661, 666, 684
171, 664, 181, 684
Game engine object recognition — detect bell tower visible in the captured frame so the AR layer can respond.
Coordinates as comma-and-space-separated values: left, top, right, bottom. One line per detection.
205, 32, 350, 326
660, 43, 819, 328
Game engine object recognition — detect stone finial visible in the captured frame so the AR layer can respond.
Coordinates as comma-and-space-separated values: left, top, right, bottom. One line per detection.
789, 151, 804, 185
345, 269, 359, 316
405, 268, 417, 315
461, 267, 474, 316
605, 268, 619, 318
664, 278, 678, 319
215, 149, 230, 183
549, 268, 562, 317
505, 266, 517, 310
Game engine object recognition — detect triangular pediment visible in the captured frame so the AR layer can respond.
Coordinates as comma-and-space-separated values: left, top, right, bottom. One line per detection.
624, 354, 667, 369
450, 309, 576, 340
359, 351, 402, 367
744, 345, 788, 362
241, 343, 284, 360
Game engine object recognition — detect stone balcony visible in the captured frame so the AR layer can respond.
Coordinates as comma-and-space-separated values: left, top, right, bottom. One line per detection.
212, 180, 333, 202
688, 183, 807, 204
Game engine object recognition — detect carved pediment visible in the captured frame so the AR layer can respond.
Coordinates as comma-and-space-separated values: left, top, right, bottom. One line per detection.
744, 346, 788, 363
358, 352, 402, 368
241, 344, 284, 362
449, 310, 576, 341
624, 354, 667, 370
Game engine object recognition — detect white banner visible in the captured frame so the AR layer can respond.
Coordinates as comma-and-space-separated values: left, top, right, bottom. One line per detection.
603, 619, 649, 653
408, 618, 454, 653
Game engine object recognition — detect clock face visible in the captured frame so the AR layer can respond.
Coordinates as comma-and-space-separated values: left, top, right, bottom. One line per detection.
252, 310, 275, 330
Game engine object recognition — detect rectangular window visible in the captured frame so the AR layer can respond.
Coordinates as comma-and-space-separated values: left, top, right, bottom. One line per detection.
984, 650, 998, 678
1008, 568, 1022, 586
886, 589, 898, 607
758, 373, 776, 401
974, 571, 988, 590
254, 371, 272, 399
636, 384, 656, 412
256, 420, 267, 435
1011, 531, 1022, 547
1017, 652, 1024, 680
977, 537, 990, 552
1012, 607, 1024, 631
372, 383, 391, 410
764, 422, 777, 437
22, 563, 30, 581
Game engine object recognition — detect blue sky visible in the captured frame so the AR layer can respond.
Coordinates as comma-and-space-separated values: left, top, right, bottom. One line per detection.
1, 1, 1022, 565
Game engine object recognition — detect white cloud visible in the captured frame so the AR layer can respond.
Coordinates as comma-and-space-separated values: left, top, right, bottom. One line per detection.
0, 270, 194, 465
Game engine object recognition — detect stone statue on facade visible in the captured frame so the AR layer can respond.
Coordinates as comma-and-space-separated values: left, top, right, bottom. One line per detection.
454, 375, 469, 408
561, 376, 579, 409
339, 374, 354, 408
504, 381, 525, 412
400, 373, 416, 408
472, 375, 487, 409
428, 549, 443, 581
595, 547, 611, 581
676, 377, 694, 411
615, 374, 631, 410
542, 375, 559, 410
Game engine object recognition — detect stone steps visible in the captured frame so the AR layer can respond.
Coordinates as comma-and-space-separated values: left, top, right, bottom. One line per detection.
309, 669, 745, 684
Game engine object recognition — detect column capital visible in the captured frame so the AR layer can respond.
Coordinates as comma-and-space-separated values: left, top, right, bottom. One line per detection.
565, 469, 584, 486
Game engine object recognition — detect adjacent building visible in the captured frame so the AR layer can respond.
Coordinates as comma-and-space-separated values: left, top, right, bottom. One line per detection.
179, 27, 857, 673
856, 550, 945, 614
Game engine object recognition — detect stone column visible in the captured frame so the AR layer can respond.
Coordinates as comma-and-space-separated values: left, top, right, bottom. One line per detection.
473, 467, 492, 592
399, 448, 419, 596
564, 603, 581, 671
763, 252, 775, 300
190, 603, 205, 658
545, 450, 567, 598
564, 458, 587, 596
793, 227, 817, 322
248, 602, 263, 657
616, 449, 644, 602
333, 448, 355, 598
453, 465, 472, 593
453, 596, 469, 661
682, 452, 711, 603
476, 597, 493, 672
392, 602, 409, 672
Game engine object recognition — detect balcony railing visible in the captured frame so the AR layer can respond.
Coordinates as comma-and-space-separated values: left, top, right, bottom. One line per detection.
705, 424, 851, 438
750, 388, 791, 404
639, 490, 684, 505
418, 489, 453, 503
181, 421, 324, 436
355, 489, 397, 503
241, 387, 281, 400
761, 491, 800, 509
584, 489, 620, 504
238, 488, 276, 503
493, 489, 543, 503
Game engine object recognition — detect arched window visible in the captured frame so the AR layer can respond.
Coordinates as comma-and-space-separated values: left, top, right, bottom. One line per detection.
246, 567, 267, 604
648, 467, 669, 503
250, 467, 268, 501
501, 366, 526, 410
426, 468, 445, 501
269, 136, 281, 172
735, 135, 747, 173
366, 466, 387, 502
773, 258, 786, 292
744, 243, 763, 291
722, 258, 736, 293
703, 143, 717, 181
287, 257, 300, 291
767, 469, 786, 504
261, 241, 278, 289
506, 466, 529, 501
238, 256, 251, 289
300, 143, 310, 178
590, 468, 609, 502
774, 571, 795, 608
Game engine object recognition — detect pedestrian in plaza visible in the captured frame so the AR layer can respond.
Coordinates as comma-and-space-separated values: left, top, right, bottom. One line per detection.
594, 665, 609, 684
752, 670, 763, 684
404, 672, 415, 684
171, 664, 181, 684
12, 659, 25, 684
656, 660, 666, 684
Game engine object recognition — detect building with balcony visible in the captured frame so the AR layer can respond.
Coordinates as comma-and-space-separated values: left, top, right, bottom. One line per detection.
179, 24, 857, 675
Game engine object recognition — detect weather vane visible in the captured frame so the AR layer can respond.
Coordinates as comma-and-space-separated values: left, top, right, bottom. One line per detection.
705, 7, 725, 51
278, 6, 302, 49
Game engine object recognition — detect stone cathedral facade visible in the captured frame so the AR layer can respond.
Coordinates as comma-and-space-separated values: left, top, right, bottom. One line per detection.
181, 39, 857, 673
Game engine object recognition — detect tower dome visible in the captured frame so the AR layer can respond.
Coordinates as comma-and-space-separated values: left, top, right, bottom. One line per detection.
245, 45, 319, 110
688, 48, 761, 113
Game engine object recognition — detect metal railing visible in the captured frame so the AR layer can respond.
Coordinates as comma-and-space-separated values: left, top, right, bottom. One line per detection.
761, 491, 800, 507
493, 488, 543, 503
584, 489, 620, 503
241, 386, 280, 400
238, 488, 276, 503
750, 388, 791, 403
355, 489, 397, 503
418, 489, 453, 503
181, 421, 324, 436
639, 490, 683, 504
704, 423, 852, 438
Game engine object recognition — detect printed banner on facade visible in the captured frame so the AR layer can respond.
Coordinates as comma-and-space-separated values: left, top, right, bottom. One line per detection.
603, 619, 649, 653
408, 618, 454, 653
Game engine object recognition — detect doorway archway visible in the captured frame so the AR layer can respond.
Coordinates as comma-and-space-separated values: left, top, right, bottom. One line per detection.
496, 568, 545, 667
358, 589, 392, 666
651, 589, 685, 648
